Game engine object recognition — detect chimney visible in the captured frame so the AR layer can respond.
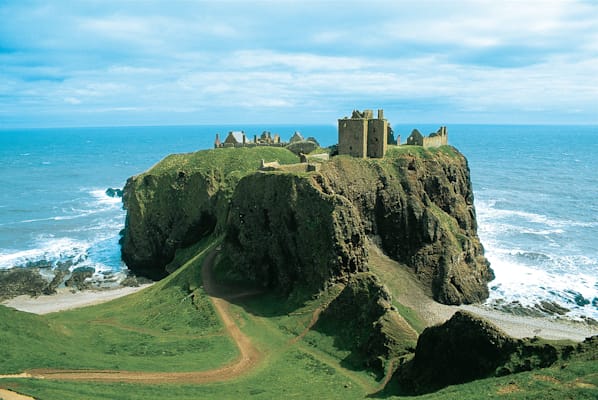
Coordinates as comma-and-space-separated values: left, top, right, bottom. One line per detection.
378, 109, 384, 119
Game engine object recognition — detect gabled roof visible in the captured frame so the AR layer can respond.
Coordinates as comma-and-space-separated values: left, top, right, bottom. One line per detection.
224, 131, 245, 144
289, 131, 304, 143
408, 129, 423, 140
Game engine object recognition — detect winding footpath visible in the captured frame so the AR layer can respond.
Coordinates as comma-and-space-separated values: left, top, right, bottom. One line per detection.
0, 248, 261, 385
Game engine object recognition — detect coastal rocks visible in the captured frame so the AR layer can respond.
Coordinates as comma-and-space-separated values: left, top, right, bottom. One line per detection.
219, 173, 368, 294
393, 311, 598, 395
105, 187, 123, 198
0, 268, 50, 300
65, 267, 95, 290
0, 265, 91, 300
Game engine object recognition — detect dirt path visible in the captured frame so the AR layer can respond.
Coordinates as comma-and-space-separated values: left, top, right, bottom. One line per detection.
289, 307, 323, 345
0, 388, 36, 400
1, 248, 261, 384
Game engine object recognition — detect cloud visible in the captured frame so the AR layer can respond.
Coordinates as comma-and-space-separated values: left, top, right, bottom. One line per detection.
0, 0, 597, 127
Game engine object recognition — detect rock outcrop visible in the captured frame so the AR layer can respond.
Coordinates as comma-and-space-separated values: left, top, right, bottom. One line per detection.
313, 272, 418, 370
394, 311, 598, 394
120, 147, 298, 279
312, 147, 492, 304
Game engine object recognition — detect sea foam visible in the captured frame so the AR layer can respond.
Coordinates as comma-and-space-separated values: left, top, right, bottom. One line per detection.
476, 198, 598, 320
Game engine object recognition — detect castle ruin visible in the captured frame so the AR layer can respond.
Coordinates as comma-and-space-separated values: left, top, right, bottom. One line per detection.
406, 126, 448, 148
338, 109, 388, 158
215, 130, 285, 148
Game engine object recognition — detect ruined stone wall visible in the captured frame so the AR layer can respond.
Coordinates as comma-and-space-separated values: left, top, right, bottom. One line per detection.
338, 119, 368, 158
422, 135, 445, 148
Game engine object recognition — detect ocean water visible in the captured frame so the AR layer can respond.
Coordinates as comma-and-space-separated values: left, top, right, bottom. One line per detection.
1, 124, 596, 320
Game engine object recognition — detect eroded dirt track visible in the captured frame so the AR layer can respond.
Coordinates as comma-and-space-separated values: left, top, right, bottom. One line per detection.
2, 249, 261, 384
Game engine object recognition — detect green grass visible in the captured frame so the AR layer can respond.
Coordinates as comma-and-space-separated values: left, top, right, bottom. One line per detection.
0, 238, 237, 374
2, 234, 596, 399
147, 146, 299, 176
386, 145, 459, 159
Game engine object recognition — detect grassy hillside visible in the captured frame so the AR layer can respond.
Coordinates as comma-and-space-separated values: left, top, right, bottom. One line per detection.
1, 236, 597, 399
0, 238, 236, 375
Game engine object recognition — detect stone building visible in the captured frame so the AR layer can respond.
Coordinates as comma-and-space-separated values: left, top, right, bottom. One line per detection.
214, 130, 287, 148
406, 126, 448, 148
338, 109, 388, 158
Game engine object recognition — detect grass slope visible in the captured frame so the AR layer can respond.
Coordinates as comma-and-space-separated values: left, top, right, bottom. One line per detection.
1, 236, 596, 399
0, 238, 236, 374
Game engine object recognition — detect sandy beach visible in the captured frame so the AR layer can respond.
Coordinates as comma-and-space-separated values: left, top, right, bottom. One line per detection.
1, 284, 153, 315
2, 270, 596, 342
368, 244, 598, 343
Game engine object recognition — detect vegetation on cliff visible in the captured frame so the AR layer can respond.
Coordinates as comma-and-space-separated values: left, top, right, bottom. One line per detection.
121, 147, 298, 278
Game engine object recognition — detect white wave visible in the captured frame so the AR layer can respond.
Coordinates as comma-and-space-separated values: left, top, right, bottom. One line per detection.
89, 188, 122, 206
0, 237, 87, 270
0, 234, 124, 275
476, 198, 598, 230
485, 245, 598, 320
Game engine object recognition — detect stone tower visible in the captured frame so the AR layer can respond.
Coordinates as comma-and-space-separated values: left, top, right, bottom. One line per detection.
338, 109, 388, 158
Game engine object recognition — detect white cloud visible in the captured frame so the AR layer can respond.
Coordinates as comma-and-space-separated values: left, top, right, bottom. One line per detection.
1, 0, 597, 126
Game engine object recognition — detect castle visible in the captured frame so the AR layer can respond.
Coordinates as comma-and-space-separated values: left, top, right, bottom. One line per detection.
338, 109, 388, 158
213, 109, 448, 157
338, 108, 448, 158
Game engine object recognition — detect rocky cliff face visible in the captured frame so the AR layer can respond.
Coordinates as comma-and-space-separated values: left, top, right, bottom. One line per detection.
120, 147, 298, 279
311, 147, 492, 304
220, 172, 367, 293
122, 145, 492, 304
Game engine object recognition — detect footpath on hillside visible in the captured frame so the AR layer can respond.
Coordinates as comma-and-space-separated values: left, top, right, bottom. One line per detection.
0, 248, 261, 384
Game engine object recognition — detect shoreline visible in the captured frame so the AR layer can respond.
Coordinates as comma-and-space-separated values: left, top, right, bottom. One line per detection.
404, 280, 598, 342
1, 284, 153, 315
1, 277, 596, 342
367, 244, 598, 343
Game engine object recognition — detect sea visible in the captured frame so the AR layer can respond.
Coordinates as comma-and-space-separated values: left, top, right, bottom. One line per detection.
0, 124, 597, 320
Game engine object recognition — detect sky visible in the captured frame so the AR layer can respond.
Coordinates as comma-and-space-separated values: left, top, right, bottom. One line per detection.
1, 0, 597, 128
